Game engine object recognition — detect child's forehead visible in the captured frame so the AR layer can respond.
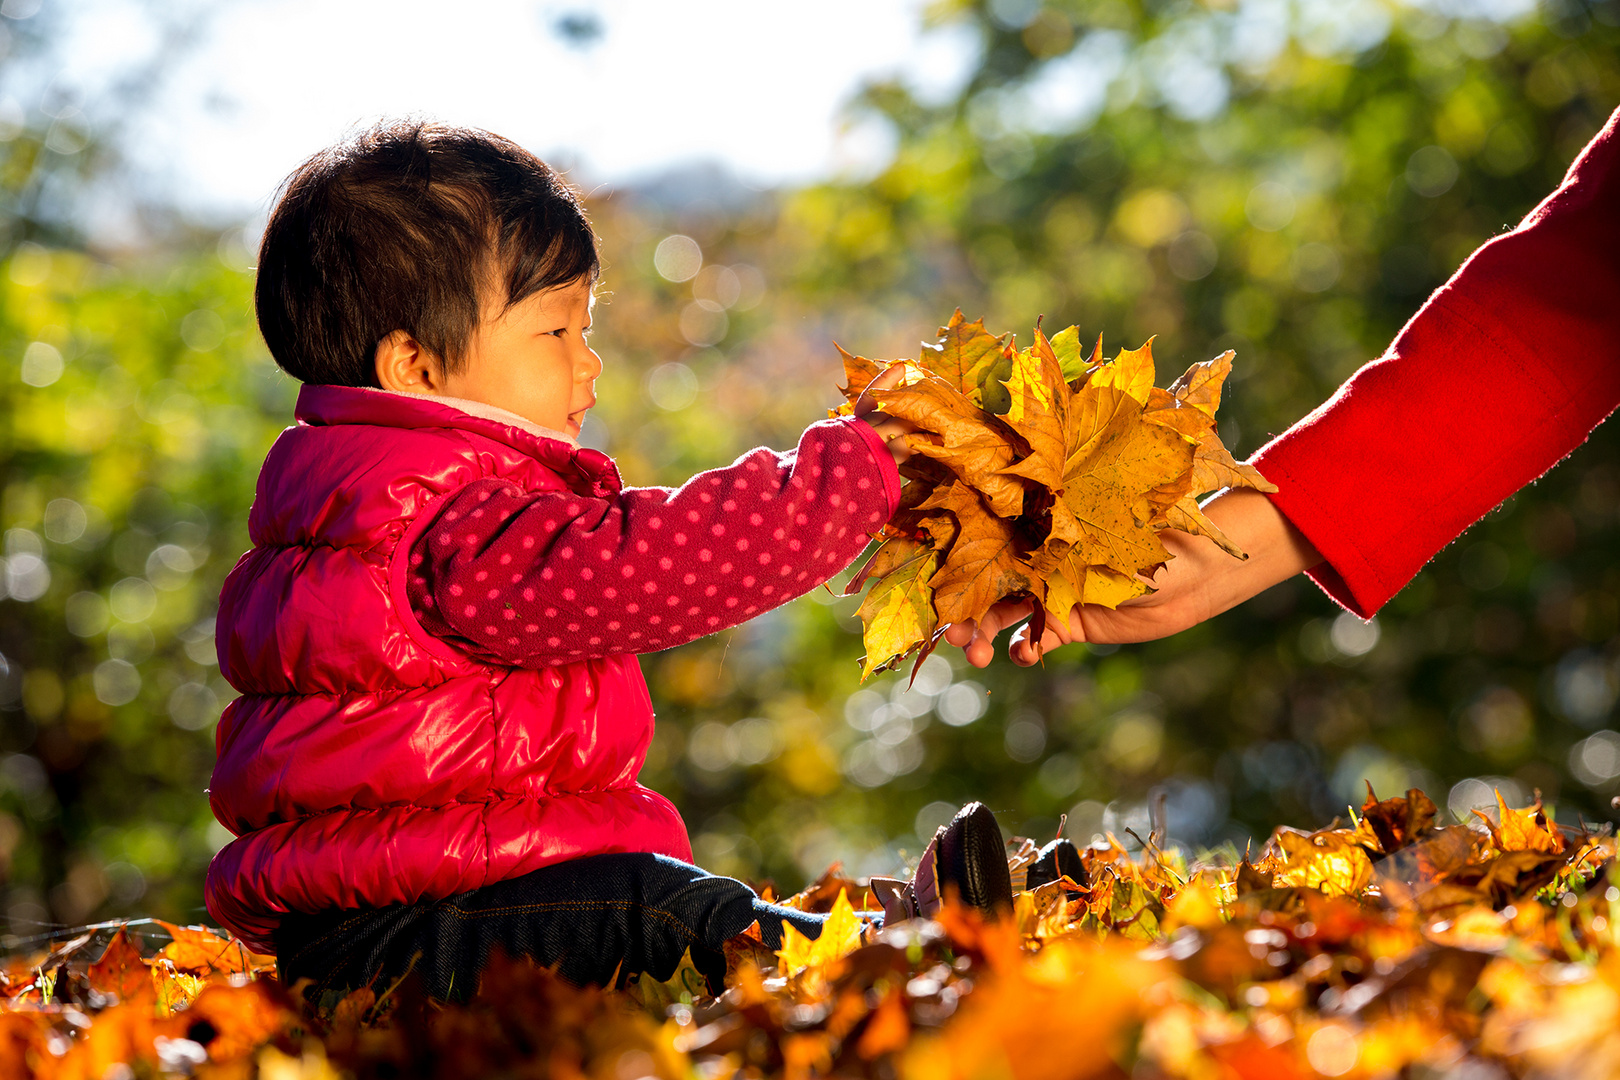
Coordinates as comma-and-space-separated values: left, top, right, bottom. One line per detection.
518, 277, 595, 313
549, 277, 595, 304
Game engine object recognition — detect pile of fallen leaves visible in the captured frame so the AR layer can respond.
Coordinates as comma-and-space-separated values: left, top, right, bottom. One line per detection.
2, 785, 1617, 1078
835, 311, 1275, 678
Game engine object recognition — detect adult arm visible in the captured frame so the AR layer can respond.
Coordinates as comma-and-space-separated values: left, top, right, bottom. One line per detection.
1254, 104, 1620, 617
953, 104, 1620, 664
406, 417, 901, 665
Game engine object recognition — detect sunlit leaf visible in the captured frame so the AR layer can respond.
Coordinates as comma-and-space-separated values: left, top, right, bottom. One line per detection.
87, 927, 149, 1001
856, 549, 939, 677
777, 889, 864, 976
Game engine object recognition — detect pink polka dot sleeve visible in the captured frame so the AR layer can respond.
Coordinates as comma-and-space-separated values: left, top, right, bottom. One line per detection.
406, 417, 902, 666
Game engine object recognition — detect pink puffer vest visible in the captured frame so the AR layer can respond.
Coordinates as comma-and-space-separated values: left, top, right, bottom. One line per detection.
205, 385, 692, 953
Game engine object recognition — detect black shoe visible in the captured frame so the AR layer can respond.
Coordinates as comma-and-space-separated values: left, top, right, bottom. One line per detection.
1023, 837, 1087, 893
871, 802, 1014, 921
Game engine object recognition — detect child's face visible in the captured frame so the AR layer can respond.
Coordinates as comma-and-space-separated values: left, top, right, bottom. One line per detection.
442, 276, 601, 437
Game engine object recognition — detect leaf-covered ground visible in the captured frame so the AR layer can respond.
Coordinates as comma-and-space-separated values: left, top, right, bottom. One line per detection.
1, 788, 1616, 1079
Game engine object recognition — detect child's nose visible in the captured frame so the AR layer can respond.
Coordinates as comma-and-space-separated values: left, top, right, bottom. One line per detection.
580, 347, 603, 380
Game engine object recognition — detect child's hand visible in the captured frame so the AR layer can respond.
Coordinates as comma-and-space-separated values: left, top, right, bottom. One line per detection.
853, 365, 919, 464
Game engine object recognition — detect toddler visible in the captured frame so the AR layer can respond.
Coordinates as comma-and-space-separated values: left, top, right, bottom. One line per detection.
206, 121, 1022, 1001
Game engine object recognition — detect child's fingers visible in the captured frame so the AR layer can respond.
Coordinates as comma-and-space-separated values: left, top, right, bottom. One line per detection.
1008, 624, 1060, 666
944, 599, 1036, 668
863, 412, 916, 436
862, 415, 915, 463
866, 363, 907, 391
853, 364, 907, 418
1009, 604, 1090, 666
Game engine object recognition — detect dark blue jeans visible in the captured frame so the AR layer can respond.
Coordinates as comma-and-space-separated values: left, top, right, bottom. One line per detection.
273, 853, 828, 1002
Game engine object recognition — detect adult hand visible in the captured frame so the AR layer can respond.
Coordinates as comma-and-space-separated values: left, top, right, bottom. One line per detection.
853, 365, 919, 464
942, 489, 1323, 666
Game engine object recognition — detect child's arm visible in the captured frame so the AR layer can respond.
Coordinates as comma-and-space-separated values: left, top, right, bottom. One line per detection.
407, 417, 902, 665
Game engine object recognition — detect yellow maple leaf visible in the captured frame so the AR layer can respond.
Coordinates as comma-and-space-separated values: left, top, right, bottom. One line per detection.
997, 329, 1071, 491
1051, 383, 1186, 573
1083, 565, 1151, 607
1028, 545, 1152, 625
844, 534, 927, 597
855, 549, 938, 678
1272, 829, 1375, 897
776, 889, 864, 976
1086, 339, 1156, 404
150, 960, 205, 1016
1002, 340, 1060, 432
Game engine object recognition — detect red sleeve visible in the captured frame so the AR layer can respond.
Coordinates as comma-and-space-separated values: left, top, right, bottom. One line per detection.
1251, 105, 1620, 618
406, 416, 902, 665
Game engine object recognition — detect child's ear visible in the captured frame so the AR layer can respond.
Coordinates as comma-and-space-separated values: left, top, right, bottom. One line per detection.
374, 330, 445, 394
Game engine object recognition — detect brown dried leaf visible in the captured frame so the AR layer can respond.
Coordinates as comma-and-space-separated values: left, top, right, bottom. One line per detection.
1357, 786, 1441, 857
1190, 428, 1277, 495
1167, 349, 1234, 416
873, 369, 1026, 517
924, 484, 1030, 627
1162, 496, 1247, 560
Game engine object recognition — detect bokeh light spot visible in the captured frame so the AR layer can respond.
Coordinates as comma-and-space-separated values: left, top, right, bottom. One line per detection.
653, 234, 703, 282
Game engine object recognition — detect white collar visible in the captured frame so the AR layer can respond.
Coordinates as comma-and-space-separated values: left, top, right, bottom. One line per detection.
365, 387, 579, 448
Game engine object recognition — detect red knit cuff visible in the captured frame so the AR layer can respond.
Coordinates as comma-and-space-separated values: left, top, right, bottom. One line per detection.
1251, 453, 1379, 619
840, 416, 904, 516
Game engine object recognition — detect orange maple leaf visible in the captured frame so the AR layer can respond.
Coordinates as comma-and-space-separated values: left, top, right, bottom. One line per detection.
86, 928, 149, 1001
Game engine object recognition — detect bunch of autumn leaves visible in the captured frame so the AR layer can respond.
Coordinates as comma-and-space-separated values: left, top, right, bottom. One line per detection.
837, 311, 1276, 677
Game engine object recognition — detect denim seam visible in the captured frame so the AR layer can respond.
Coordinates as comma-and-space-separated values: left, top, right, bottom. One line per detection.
284, 911, 383, 963
443, 899, 701, 942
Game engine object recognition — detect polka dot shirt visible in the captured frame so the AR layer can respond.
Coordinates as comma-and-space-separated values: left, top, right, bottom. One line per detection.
407, 417, 902, 666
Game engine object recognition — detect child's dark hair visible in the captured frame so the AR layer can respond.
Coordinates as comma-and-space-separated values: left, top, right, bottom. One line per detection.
255, 120, 599, 386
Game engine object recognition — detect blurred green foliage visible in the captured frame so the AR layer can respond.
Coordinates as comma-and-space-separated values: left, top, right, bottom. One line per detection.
1, 0, 1618, 938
